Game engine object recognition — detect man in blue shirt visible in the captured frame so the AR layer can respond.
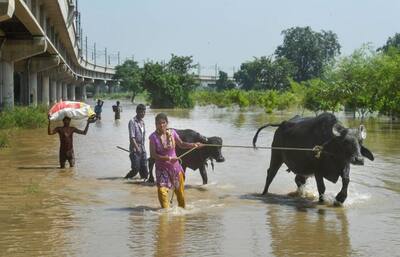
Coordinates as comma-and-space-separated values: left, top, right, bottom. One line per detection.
94, 99, 104, 120
125, 104, 148, 179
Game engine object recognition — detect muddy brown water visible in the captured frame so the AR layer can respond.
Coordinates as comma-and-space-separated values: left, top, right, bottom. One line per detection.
0, 100, 399, 257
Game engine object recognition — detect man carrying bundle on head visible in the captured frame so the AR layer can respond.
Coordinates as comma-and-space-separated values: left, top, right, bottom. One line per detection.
48, 116, 92, 168
47, 101, 95, 168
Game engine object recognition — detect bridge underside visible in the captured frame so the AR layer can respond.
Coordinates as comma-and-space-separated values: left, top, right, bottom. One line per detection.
0, 0, 117, 109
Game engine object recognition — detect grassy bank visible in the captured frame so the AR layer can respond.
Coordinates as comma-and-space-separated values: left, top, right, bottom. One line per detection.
0, 130, 10, 148
93, 91, 150, 104
191, 89, 301, 113
93, 92, 132, 100
0, 106, 48, 148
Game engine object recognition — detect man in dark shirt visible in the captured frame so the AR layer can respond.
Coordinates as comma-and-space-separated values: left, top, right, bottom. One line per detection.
125, 104, 148, 179
112, 101, 122, 120
48, 116, 91, 168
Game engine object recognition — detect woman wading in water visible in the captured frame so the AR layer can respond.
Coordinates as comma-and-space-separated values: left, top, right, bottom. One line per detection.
149, 113, 203, 208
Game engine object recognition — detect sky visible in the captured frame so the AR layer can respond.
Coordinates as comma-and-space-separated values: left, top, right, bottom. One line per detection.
79, 0, 400, 75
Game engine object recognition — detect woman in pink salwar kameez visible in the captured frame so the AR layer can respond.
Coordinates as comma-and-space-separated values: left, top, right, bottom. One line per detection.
149, 113, 202, 208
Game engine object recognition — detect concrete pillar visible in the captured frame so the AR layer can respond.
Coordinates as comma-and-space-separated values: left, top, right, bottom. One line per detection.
50, 78, 57, 104
0, 60, 14, 109
95, 83, 100, 96
70, 84, 76, 101
82, 84, 87, 101
62, 82, 67, 100
19, 71, 29, 105
75, 85, 82, 100
56, 80, 62, 101
41, 74, 49, 106
29, 71, 38, 106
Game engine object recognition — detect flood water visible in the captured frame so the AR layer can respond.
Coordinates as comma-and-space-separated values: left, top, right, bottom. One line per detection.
1, 100, 399, 257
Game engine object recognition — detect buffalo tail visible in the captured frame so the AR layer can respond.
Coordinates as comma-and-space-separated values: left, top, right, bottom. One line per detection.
252, 123, 280, 148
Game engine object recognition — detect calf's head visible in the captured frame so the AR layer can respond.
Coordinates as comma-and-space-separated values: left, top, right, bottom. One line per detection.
205, 136, 225, 162
331, 123, 374, 165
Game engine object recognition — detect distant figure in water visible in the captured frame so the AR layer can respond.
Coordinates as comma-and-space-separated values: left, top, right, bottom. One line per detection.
112, 101, 122, 120
94, 99, 104, 120
48, 116, 91, 168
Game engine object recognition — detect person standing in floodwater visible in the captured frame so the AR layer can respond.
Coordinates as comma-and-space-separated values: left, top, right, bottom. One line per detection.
125, 104, 149, 179
48, 116, 91, 168
112, 101, 122, 120
94, 99, 104, 120
149, 113, 203, 208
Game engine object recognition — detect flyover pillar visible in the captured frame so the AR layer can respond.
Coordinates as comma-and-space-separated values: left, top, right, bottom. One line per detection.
28, 56, 60, 105
56, 81, 62, 101
41, 74, 50, 106
82, 84, 87, 101
70, 84, 76, 101
29, 71, 38, 106
0, 60, 14, 109
94, 83, 100, 96
50, 78, 57, 104
62, 82, 68, 100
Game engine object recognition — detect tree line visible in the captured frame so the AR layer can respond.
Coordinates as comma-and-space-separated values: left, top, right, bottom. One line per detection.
114, 26, 400, 118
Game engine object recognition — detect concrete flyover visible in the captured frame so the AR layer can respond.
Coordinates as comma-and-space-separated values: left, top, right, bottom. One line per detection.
0, 0, 117, 109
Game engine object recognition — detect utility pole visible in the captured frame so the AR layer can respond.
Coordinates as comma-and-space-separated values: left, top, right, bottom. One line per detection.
118, 51, 120, 65
105, 47, 107, 68
80, 27, 83, 57
215, 64, 218, 79
94, 43, 96, 65
85, 36, 88, 61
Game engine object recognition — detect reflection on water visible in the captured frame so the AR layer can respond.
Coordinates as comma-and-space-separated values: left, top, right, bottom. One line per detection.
154, 214, 186, 257
267, 204, 350, 257
0, 101, 399, 256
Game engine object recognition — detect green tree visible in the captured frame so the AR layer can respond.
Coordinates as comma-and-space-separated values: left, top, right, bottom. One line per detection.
302, 79, 342, 115
372, 48, 400, 118
142, 55, 197, 108
334, 46, 379, 118
213, 71, 236, 91
275, 26, 341, 82
234, 56, 295, 90
378, 33, 400, 52
113, 60, 143, 102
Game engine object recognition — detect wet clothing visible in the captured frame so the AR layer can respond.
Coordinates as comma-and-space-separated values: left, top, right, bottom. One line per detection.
149, 129, 184, 189
112, 105, 122, 120
57, 127, 76, 168
94, 102, 103, 119
129, 151, 148, 179
157, 172, 185, 208
60, 149, 75, 168
128, 116, 148, 178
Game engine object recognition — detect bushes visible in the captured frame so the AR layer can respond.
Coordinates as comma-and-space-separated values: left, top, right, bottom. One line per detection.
94, 92, 132, 101
0, 106, 48, 148
191, 89, 301, 112
0, 106, 48, 129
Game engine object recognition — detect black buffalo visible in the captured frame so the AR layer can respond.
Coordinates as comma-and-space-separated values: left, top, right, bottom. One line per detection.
253, 113, 374, 205
148, 129, 225, 184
